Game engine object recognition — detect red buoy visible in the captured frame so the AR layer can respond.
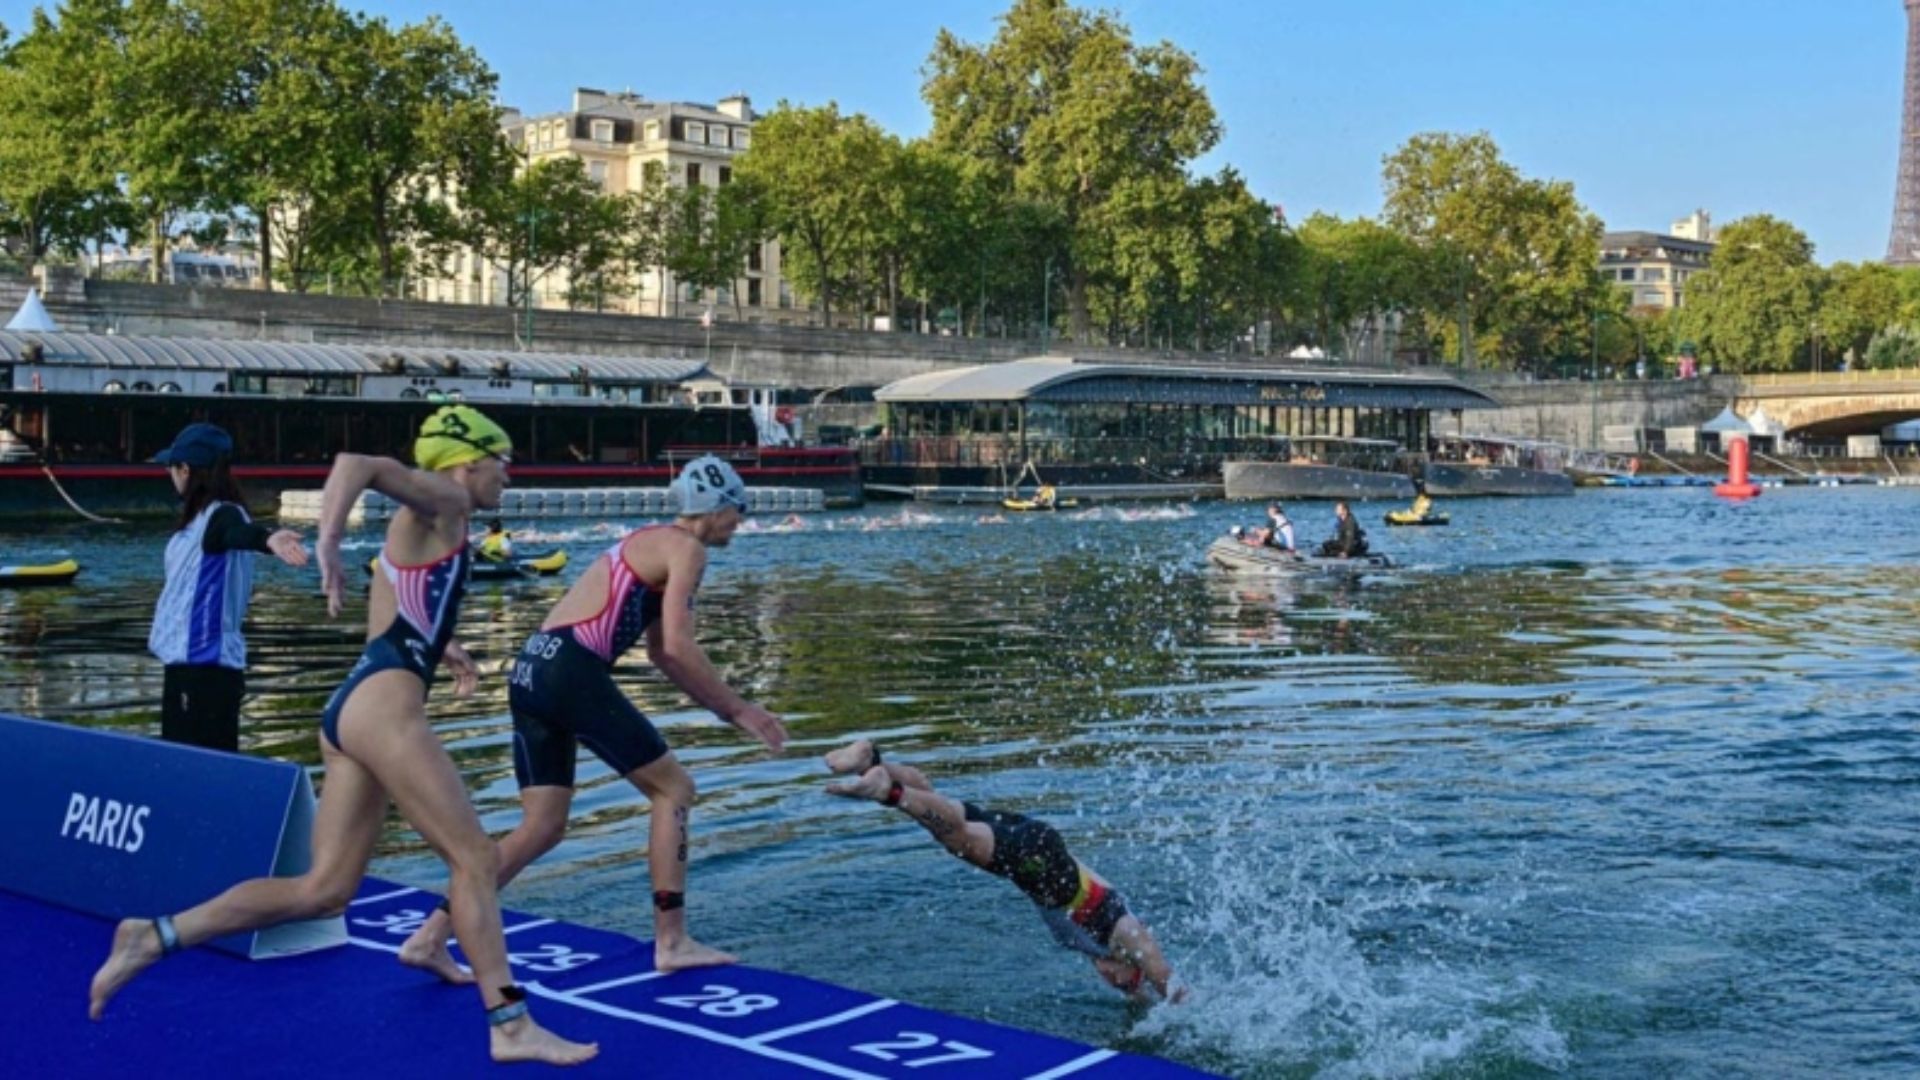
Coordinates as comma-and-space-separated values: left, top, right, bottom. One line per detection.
1714, 435, 1761, 499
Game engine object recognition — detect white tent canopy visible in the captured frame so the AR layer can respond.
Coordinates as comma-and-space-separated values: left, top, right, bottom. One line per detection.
5, 288, 58, 332
1744, 406, 1785, 437
1699, 404, 1751, 434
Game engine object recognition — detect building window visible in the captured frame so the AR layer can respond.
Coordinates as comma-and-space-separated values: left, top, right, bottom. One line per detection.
590, 119, 614, 143
719, 166, 731, 186
644, 119, 660, 142
747, 245, 763, 272
1618, 268, 1636, 282
778, 280, 792, 309
589, 160, 608, 187
747, 278, 762, 307
686, 121, 706, 144
1643, 267, 1667, 281
1640, 292, 1665, 306
733, 128, 750, 150
709, 126, 729, 148
686, 162, 702, 186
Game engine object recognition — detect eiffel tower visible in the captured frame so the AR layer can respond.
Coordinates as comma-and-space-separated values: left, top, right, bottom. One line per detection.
1891, 0, 1920, 265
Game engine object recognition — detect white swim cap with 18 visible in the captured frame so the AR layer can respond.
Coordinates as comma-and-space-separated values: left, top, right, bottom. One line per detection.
674, 454, 749, 515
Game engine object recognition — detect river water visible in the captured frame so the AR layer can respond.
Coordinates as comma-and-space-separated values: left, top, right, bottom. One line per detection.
4, 489, 1919, 1078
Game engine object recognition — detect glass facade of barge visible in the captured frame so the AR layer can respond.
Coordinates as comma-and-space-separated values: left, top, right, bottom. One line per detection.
889, 402, 1432, 449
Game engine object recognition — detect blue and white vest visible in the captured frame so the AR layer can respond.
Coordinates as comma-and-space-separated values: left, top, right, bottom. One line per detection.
149, 502, 257, 669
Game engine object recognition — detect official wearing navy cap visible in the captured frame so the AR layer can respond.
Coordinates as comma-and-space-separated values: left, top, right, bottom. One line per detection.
149, 421, 307, 751
151, 422, 234, 468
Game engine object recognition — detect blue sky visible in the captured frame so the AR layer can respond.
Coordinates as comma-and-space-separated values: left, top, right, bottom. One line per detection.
4, 1, 1906, 263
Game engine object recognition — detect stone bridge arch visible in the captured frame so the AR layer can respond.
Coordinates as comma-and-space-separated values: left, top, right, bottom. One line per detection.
1734, 372, 1920, 436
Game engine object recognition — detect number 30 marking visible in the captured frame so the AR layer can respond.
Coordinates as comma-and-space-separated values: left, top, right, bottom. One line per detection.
852, 1032, 994, 1068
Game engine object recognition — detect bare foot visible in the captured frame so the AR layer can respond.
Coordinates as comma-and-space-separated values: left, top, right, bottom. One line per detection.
89, 918, 164, 1020
656, 936, 739, 973
825, 765, 891, 801
397, 922, 474, 985
490, 1015, 599, 1065
823, 739, 877, 775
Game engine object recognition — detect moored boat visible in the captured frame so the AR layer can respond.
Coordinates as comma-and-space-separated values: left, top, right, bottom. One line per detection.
1223, 437, 1415, 501
1423, 435, 1574, 496
0, 330, 862, 520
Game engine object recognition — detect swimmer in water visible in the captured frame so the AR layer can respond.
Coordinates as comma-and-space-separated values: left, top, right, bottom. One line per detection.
825, 739, 1179, 1001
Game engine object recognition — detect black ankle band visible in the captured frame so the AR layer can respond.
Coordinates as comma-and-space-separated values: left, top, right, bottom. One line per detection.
653, 890, 686, 912
884, 780, 905, 808
153, 915, 181, 955
436, 897, 451, 914
487, 984, 528, 1026
868, 744, 882, 767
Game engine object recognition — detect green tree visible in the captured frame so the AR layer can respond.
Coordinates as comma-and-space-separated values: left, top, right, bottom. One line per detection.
0, 9, 127, 273
1382, 131, 1607, 371
1674, 214, 1821, 373
1286, 214, 1426, 359
734, 102, 891, 324
924, 0, 1220, 342
328, 12, 499, 294
462, 156, 630, 315
1819, 261, 1903, 364
74, 0, 226, 282
190, 0, 359, 292
1864, 324, 1920, 370
663, 179, 765, 318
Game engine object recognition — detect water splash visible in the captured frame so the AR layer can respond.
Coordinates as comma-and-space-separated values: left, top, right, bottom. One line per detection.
1131, 765, 1568, 1078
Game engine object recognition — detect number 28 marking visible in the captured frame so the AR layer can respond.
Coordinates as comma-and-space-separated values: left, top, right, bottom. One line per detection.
655, 984, 780, 1018
852, 1032, 994, 1068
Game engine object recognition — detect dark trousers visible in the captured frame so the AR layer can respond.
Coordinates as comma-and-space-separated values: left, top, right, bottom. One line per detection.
160, 664, 246, 752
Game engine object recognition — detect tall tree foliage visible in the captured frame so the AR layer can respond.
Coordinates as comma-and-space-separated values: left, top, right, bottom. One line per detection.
462, 156, 630, 315
1382, 132, 1607, 370
327, 13, 500, 293
1675, 215, 1821, 373
733, 103, 892, 323
191, 0, 356, 291
663, 179, 764, 318
1819, 261, 1903, 363
924, 0, 1219, 342
0, 12, 126, 273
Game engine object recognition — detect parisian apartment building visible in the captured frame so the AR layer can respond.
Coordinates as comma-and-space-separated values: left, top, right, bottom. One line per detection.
1598, 209, 1716, 310
417, 88, 824, 328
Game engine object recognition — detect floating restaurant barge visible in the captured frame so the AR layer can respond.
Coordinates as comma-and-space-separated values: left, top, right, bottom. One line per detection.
861, 357, 1498, 501
0, 331, 859, 519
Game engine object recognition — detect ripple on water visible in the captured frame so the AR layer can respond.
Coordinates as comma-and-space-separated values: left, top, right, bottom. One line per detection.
7, 491, 1920, 1075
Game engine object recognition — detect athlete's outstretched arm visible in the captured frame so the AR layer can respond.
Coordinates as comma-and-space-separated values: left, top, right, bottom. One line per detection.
644, 539, 785, 751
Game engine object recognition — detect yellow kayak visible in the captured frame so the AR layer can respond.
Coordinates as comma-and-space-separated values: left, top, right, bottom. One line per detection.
1384, 510, 1449, 526
1002, 496, 1080, 512
0, 558, 80, 586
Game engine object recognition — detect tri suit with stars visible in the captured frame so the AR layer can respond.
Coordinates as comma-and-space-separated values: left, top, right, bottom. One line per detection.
320, 540, 472, 749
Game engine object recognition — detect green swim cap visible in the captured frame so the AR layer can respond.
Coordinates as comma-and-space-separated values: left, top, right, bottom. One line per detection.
414, 405, 511, 471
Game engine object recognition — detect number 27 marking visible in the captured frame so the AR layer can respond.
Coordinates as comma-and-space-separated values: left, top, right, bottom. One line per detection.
851, 1032, 993, 1068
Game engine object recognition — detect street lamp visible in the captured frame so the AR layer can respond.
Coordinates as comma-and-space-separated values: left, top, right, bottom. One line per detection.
1040, 255, 1055, 354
